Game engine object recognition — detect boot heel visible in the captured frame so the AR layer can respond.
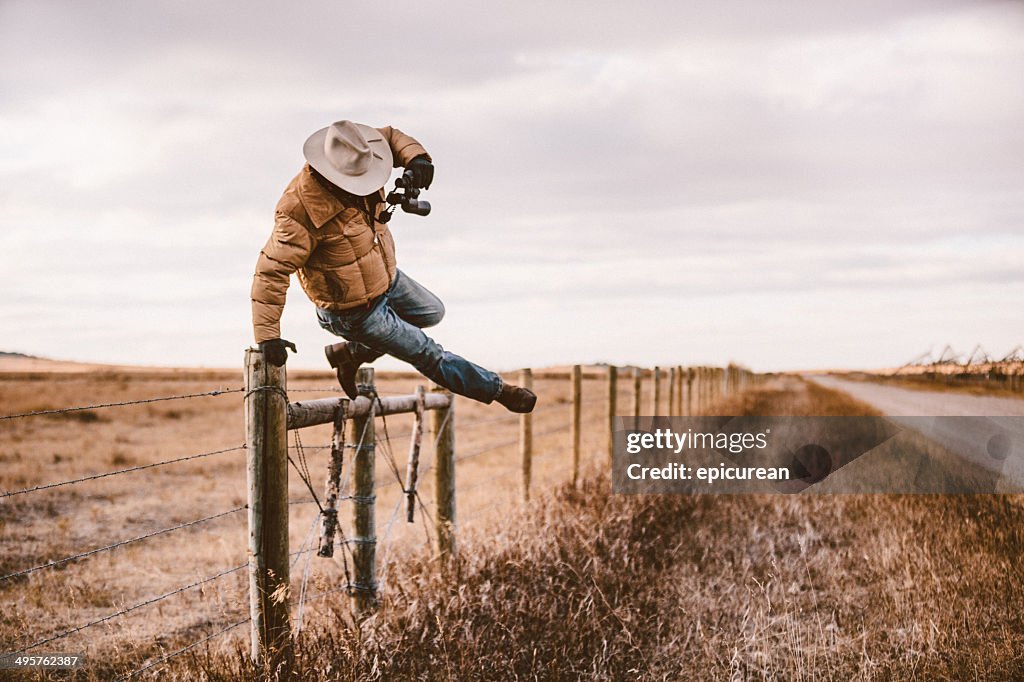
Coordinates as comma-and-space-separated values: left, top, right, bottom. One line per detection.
324, 342, 348, 369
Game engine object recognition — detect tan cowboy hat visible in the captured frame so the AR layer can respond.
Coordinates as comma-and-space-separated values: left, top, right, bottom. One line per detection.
303, 120, 393, 195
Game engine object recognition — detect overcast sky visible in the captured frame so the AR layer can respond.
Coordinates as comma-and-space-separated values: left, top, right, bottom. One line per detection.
2, 0, 1022, 372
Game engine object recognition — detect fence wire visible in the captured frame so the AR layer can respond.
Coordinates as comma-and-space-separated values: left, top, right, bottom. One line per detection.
0, 506, 246, 583
8, 563, 249, 655
0, 388, 243, 421
116, 616, 251, 681
1, 444, 246, 499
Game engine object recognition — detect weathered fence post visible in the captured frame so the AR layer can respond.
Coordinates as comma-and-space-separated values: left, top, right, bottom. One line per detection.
676, 365, 685, 416
244, 349, 291, 668
687, 367, 696, 416
520, 368, 533, 502
607, 365, 617, 463
351, 367, 376, 614
571, 364, 582, 488
632, 367, 642, 424
700, 367, 707, 410
431, 383, 456, 564
405, 386, 426, 523
668, 366, 678, 416
704, 367, 712, 410
318, 401, 348, 557
652, 366, 662, 415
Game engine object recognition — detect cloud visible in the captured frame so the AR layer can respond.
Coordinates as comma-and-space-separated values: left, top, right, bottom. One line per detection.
1, 0, 1022, 370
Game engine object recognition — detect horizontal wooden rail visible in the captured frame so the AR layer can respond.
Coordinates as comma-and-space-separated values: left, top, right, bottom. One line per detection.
287, 392, 452, 430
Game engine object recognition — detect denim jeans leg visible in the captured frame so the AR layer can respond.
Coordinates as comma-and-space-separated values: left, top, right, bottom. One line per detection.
317, 299, 502, 404
316, 306, 384, 362
387, 269, 446, 328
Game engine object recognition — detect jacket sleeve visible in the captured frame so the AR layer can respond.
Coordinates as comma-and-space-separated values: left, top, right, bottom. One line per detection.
377, 126, 431, 167
251, 213, 316, 343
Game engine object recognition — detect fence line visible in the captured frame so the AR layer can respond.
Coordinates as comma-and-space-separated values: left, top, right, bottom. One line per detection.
2, 360, 763, 676
0, 388, 243, 421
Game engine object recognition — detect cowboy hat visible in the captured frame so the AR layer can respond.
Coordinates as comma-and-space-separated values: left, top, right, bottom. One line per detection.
303, 120, 393, 195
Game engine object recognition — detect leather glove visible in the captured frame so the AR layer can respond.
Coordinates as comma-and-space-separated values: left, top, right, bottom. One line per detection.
406, 155, 434, 189
259, 338, 297, 367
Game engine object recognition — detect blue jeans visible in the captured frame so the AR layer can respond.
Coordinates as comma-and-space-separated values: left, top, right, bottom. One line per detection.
316, 270, 503, 403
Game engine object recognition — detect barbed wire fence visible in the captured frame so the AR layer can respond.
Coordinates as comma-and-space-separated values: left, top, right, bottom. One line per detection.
0, 361, 759, 677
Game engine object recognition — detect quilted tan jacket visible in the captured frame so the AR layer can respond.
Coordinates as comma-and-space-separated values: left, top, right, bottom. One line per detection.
251, 126, 429, 343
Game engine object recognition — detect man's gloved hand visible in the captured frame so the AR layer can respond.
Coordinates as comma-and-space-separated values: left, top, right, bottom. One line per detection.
405, 155, 434, 190
259, 338, 297, 367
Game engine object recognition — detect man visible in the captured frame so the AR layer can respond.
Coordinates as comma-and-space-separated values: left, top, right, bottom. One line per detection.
251, 120, 536, 413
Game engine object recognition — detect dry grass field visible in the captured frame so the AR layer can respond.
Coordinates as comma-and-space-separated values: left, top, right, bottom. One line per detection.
0, 361, 622, 679
3, 365, 1023, 680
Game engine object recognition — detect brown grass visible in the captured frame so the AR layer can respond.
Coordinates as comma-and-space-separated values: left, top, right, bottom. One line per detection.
3, 372, 1023, 680
0, 366, 618, 678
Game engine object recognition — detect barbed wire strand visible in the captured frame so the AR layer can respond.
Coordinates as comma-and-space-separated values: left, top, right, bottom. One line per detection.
116, 616, 250, 681
0, 445, 246, 499
0, 388, 244, 421
287, 430, 323, 512
106, 543, 321, 681
0, 506, 246, 583
375, 492, 407, 591
293, 512, 321, 634
7, 563, 248, 655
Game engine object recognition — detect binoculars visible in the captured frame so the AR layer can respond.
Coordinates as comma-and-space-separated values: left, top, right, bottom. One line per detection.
385, 169, 431, 217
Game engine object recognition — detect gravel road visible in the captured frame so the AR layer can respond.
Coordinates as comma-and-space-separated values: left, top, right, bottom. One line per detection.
808, 375, 1024, 417
808, 375, 1024, 492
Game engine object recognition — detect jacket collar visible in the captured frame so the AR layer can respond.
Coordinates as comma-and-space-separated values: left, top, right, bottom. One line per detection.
297, 164, 346, 228
297, 164, 387, 228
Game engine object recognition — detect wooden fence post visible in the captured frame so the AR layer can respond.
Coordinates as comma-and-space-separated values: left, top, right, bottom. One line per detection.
520, 368, 533, 502
571, 364, 582, 488
632, 367, 642, 424
652, 366, 662, 415
405, 386, 426, 523
244, 349, 291, 668
704, 368, 712, 410
318, 401, 348, 557
607, 365, 617, 464
687, 367, 696, 416
667, 366, 675, 413
431, 383, 456, 564
700, 367, 707, 410
676, 365, 684, 416
351, 367, 376, 614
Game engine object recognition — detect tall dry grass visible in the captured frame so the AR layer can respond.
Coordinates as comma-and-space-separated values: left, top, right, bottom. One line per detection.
3, 369, 1022, 680
125, 377, 1024, 681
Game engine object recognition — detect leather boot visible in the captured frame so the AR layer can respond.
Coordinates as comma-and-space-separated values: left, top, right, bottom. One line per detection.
495, 383, 537, 413
324, 342, 364, 399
